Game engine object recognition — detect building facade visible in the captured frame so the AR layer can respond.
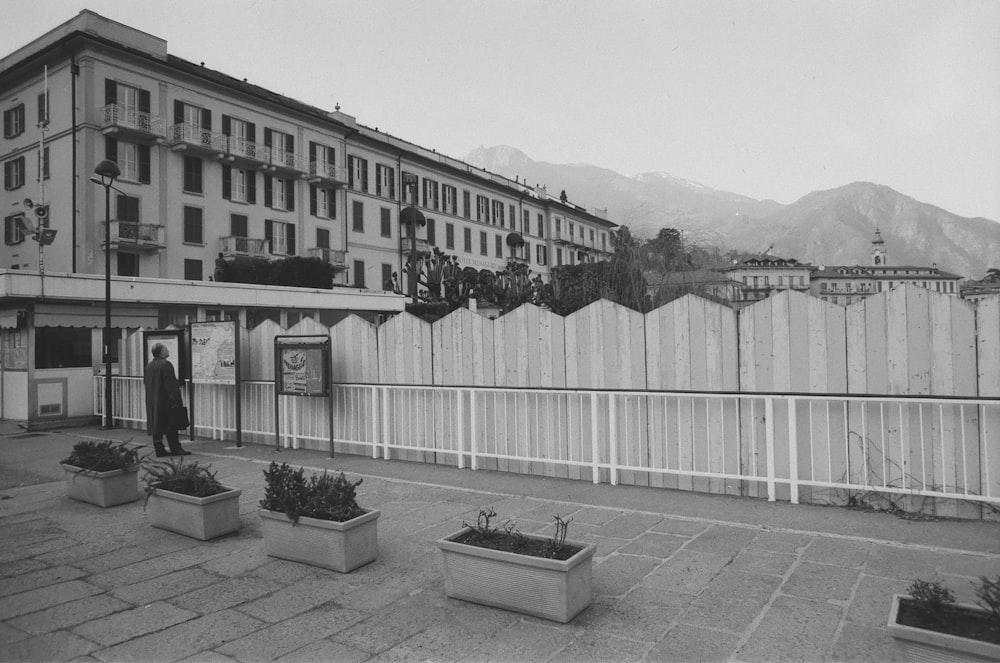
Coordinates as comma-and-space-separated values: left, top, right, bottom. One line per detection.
718, 257, 814, 309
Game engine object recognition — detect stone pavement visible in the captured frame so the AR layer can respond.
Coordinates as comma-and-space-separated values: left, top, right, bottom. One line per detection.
0, 425, 997, 663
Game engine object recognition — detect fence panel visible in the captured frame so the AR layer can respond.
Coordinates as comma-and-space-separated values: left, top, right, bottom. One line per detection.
434, 309, 492, 467
377, 312, 433, 463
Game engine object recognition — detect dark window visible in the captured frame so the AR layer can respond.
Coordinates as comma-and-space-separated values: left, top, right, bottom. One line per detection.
184, 259, 203, 280
537, 213, 544, 237
480, 231, 487, 255
495, 234, 502, 258
183, 206, 203, 244
426, 218, 436, 246
3, 157, 25, 191
3, 104, 25, 139
35, 327, 91, 369
353, 260, 365, 288
380, 208, 391, 237
445, 223, 454, 250
463, 227, 472, 253
37, 92, 49, 126
116, 195, 140, 222
349, 156, 369, 192
463, 190, 471, 218
352, 201, 364, 232
4, 214, 25, 245
382, 264, 393, 291
230, 214, 247, 237
117, 252, 138, 276
316, 228, 330, 249
183, 156, 202, 193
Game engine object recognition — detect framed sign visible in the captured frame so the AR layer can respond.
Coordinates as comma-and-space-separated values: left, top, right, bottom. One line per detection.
275, 337, 329, 397
190, 321, 237, 385
143, 329, 186, 381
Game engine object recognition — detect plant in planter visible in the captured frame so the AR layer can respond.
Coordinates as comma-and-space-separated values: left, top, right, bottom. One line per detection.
258, 462, 379, 573
436, 508, 597, 623
888, 575, 1000, 662
143, 459, 242, 541
60, 439, 143, 507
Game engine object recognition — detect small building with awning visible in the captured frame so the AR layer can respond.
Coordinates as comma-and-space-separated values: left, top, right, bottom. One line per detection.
0, 269, 404, 427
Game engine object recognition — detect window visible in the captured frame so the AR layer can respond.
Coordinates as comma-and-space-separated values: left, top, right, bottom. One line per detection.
443, 184, 457, 214
117, 252, 138, 277
222, 166, 255, 204
266, 128, 294, 166
352, 201, 364, 232
380, 208, 391, 237
426, 218, 436, 246
223, 116, 256, 155
3, 157, 26, 191
422, 178, 438, 210
183, 156, 202, 194
116, 194, 140, 223
480, 231, 487, 255
509, 205, 516, 229
34, 328, 91, 369
402, 172, 418, 204
266, 176, 294, 211
105, 137, 150, 183
556, 248, 563, 266
476, 195, 489, 222
446, 222, 455, 250
376, 164, 395, 198
4, 214, 25, 245
310, 186, 334, 218
316, 228, 330, 249
492, 200, 504, 227
537, 213, 544, 237
536, 244, 547, 265
230, 214, 248, 237
353, 260, 365, 288
463, 227, 472, 253
36, 92, 48, 126
590, 229, 595, 242
3, 104, 25, 138
266, 219, 295, 255
382, 264, 393, 291
349, 156, 368, 192
463, 190, 471, 218
309, 142, 336, 174
183, 206, 203, 244
184, 259, 202, 281
495, 234, 502, 258
523, 209, 530, 232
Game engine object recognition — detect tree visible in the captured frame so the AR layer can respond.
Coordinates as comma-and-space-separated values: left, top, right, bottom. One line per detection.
985, 268, 1000, 282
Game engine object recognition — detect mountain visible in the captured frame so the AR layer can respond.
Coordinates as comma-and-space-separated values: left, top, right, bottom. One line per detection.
466, 146, 1000, 279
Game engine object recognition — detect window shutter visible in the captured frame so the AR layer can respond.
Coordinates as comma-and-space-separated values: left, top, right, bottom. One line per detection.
309, 142, 316, 164
3, 162, 10, 190
105, 79, 117, 105
287, 180, 295, 211
222, 114, 230, 135
287, 135, 294, 154
264, 128, 272, 148
390, 173, 395, 199
173, 100, 183, 125
105, 136, 118, 162
362, 162, 368, 192
3, 111, 9, 138
247, 122, 255, 143
348, 157, 354, 187
37, 93, 47, 124
310, 185, 317, 216
287, 224, 296, 255
247, 171, 256, 204
264, 219, 273, 251
138, 145, 150, 183
139, 89, 150, 114
264, 176, 272, 207
202, 108, 211, 130
222, 165, 231, 200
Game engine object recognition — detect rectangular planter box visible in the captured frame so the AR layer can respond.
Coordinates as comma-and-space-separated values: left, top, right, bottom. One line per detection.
146, 486, 242, 541
887, 594, 1000, 662
436, 527, 597, 623
259, 508, 379, 573
62, 464, 141, 507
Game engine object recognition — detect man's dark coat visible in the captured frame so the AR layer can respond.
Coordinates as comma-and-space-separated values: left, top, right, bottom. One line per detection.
144, 357, 182, 436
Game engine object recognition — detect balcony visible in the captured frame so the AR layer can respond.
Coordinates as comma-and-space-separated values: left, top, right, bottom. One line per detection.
307, 247, 348, 269
220, 235, 269, 260
223, 136, 269, 168
266, 149, 308, 176
167, 123, 227, 157
402, 238, 432, 255
102, 221, 165, 251
100, 104, 165, 143
307, 161, 348, 188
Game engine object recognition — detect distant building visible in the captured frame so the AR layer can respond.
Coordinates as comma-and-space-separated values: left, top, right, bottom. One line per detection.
646, 269, 742, 305
717, 257, 814, 309
960, 274, 1000, 301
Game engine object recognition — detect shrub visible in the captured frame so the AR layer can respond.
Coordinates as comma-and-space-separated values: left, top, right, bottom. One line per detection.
143, 458, 228, 503
974, 575, 1000, 628
259, 462, 364, 524
61, 440, 141, 472
907, 578, 956, 626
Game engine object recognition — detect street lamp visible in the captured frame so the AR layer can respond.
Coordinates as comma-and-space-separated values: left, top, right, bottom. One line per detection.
92, 159, 120, 429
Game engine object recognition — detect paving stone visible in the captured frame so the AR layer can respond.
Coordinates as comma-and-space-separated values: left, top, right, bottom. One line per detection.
748, 530, 813, 553
680, 569, 782, 633
0, 557, 48, 578
92, 609, 264, 663
0, 579, 102, 620
8, 594, 131, 635
199, 545, 270, 577
864, 544, 956, 580
274, 639, 369, 663
572, 587, 689, 643
0, 564, 87, 597
110, 567, 222, 604
363, 624, 467, 663
0, 620, 30, 644
645, 623, 740, 662
71, 600, 197, 646
737, 595, 843, 662
683, 524, 758, 557
1, 630, 99, 662
0, 535, 79, 564
593, 554, 663, 599
548, 629, 652, 662
830, 622, 908, 662
643, 550, 733, 595
249, 558, 329, 585
34, 538, 129, 566
170, 576, 283, 615
237, 576, 355, 623
566, 506, 622, 526
730, 549, 797, 576
649, 518, 710, 538
456, 617, 574, 663
594, 512, 664, 539
782, 560, 860, 601
216, 604, 367, 662
804, 537, 871, 568
617, 532, 687, 558
845, 574, 909, 626
176, 652, 239, 663
72, 546, 168, 575
339, 559, 440, 612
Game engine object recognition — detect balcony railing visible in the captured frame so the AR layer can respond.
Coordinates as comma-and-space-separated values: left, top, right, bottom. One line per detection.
307, 247, 348, 268
103, 221, 165, 250
220, 235, 269, 259
308, 161, 348, 187
100, 104, 165, 141
225, 136, 269, 166
402, 238, 431, 255
267, 148, 308, 175
167, 123, 228, 156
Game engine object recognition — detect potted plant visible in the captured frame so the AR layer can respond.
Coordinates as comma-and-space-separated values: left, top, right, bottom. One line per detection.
143, 459, 242, 541
258, 462, 379, 573
887, 576, 1000, 662
60, 439, 142, 507
436, 508, 597, 623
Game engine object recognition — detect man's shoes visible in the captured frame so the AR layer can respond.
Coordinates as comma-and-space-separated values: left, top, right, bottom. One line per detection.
155, 451, 170, 458
171, 450, 192, 456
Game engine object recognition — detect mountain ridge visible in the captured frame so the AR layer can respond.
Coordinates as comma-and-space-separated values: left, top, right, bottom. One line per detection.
466, 145, 999, 279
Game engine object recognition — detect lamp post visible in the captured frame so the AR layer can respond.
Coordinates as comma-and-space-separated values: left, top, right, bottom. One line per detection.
93, 159, 120, 429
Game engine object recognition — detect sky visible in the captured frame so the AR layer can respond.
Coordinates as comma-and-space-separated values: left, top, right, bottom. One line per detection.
3, 0, 999, 221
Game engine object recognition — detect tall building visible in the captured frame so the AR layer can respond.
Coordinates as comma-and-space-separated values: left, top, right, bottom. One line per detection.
0, 10, 615, 292
718, 256, 815, 309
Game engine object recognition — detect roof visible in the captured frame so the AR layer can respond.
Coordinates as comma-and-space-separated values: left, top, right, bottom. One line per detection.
813, 265, 963, 279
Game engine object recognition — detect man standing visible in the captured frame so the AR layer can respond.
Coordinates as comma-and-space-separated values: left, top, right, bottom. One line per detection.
144, 343, 190, 457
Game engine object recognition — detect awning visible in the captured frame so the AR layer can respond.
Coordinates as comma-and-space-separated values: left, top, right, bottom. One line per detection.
33, 303, 159, 329
0, 307, 23, 328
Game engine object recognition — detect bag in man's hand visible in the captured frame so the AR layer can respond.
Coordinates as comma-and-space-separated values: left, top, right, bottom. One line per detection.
170, 405, 190, 430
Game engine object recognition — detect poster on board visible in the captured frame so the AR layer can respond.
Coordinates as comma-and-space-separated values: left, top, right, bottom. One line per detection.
275, 338, 329, 397
190, 321, 237, 385
143, 329, 186, 381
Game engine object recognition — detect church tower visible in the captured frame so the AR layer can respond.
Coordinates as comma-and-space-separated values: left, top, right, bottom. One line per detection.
871, 228, 887, 266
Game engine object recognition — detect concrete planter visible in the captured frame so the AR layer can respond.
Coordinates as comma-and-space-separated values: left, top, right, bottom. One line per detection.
259, 508, 379, 573
62, 464, 141, 507
887, 594, 1000, 662
436, 527, 597, 623
146, 485, 242, 541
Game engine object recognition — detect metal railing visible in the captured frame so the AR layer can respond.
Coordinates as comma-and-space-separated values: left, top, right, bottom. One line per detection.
219, 236, 269, 259
269, 148, 307, 173
308, 161, 348, 182
226, 136, 269, 163
168, 123, 228, 152
96, 376, 1000, 512
101, 104, 165, 137
105, 221, 165, 247
307, 247, 347, 267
